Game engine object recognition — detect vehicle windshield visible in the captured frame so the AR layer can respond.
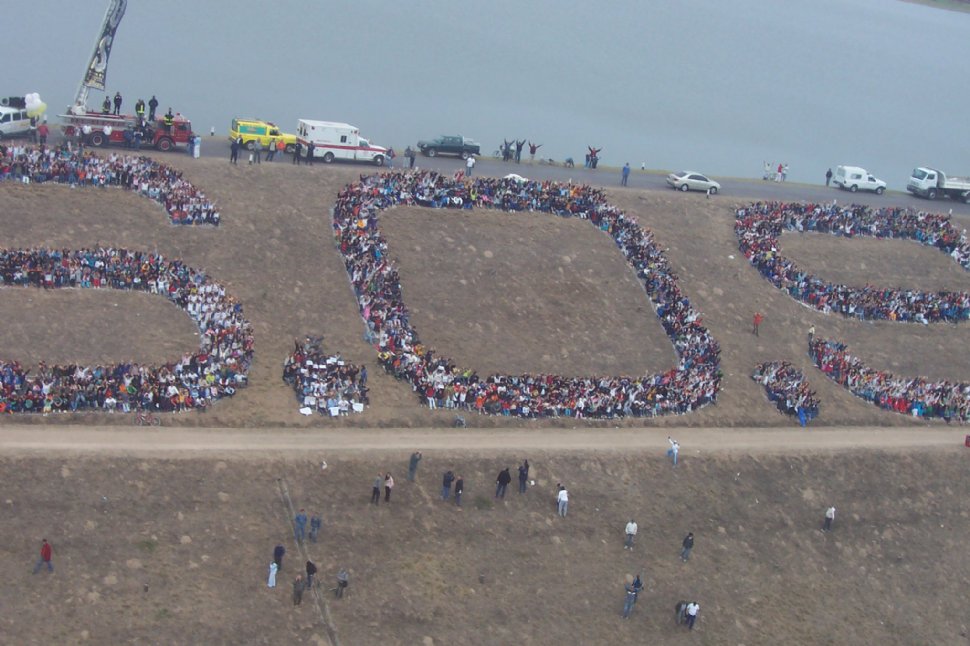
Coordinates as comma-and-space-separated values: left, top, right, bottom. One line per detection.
911, 169, 928, 180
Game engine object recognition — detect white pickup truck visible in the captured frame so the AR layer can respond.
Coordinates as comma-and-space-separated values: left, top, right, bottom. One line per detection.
906, 167, 970, 203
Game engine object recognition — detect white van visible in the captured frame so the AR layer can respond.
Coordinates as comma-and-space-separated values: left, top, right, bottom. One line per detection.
0, 105, 31, 140
834, 166, 887, 194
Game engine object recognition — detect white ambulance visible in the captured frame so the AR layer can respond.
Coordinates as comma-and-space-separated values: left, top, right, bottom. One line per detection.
295, 120, 388, 165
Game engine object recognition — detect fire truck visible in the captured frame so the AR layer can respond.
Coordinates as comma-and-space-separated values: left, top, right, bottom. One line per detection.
59, 110, 194, 152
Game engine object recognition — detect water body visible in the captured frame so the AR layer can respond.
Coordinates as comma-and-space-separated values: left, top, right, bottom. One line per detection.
4, 0, 969, 188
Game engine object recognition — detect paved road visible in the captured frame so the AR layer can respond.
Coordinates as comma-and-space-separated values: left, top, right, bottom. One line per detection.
0, 425, 965, 458
193, 137, 970, 217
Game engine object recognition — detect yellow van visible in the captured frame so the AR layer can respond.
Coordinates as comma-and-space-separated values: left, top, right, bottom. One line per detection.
228, 118, 297, 152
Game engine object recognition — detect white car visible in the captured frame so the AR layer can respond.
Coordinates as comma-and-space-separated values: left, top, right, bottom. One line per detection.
666, 171, 720, 194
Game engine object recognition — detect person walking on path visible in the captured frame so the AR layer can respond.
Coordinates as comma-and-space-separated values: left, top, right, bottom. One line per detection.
294, 509, 308, 542
466, 154, 476, 176
441, 470, 455, 500
622, 582, 638, 619
309, 514, 322, 542
32, 539, 53, 574
667, 437, 680, 466
557, 485, 569, 517
621, 163, 630, 186
408, 450, 422, 482
624, 519, 638, 550
823, 506, 836, 532
305, 560, 317, 590
148, 95, 159, 121
293, 575, 304, 605
686, 601, 700, 629
681, 532, 694, 561
371, 473, 383, 504
825, 168, 833, 186
230, 137, 240, 165
518, 460, 530, 493
495, 468, 512, 499
454, 475, 464, 508
267, 561, 278, 587
752, 311, 764, 336
384, 473, 394, 503
273, 544, 285, 571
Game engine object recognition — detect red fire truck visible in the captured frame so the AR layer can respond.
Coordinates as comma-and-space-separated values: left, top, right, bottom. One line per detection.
59, 110, 194, 152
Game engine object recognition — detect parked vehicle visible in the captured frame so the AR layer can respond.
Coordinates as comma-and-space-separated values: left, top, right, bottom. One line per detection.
295, 120, 387, 165
60, 110, 194, 152
907, 167, 970, 203
416, 135, 480, 159
666, 171, 720, 194
0, 104, 31, 140
833, 166, 886, 194
229, 118, 297, 152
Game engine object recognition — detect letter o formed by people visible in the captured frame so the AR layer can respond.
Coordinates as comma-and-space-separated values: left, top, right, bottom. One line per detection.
332, 173, 721, 419
0, 247, 253, 414
736, 201, 970, 422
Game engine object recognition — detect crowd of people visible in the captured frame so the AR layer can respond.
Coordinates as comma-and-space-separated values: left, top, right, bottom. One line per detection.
331, 170, 721, 419
735, 201, 970, 323
809, 337, 969, 422
0, 144, 220, 226
0, 247, 253, 414
282, 337, 368, 416
751, 361, 820, 424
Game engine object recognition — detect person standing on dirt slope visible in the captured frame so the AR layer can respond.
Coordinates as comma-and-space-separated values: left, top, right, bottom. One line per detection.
825, 168, 833, 186
621, 163, 630, 186
32, 538, 53, 574
528, 142, 542, 162
752, 311, 764, 336
384, 473, 394, 503
294, 509, 308, 542
441, 470, 455, 500
515, 139, 526, 163
466, 154, 476, 176
622, 582, 638, 619
371, 473, 383, 504
267, 561, 278, 588
306, 142, 315, 165
305, 560, 317, 589
518, 460, 530, 493
624, 519, 638, 550
454, 475, 464, 508
309, 514, 322, 542
273, 544, 285, 571
823, 506, 836, 532
681, 532, 694, 561
685, 601, 700, 629
667, 437, 680, 466
293, 575, 304, 605
495, 468, 512, 498
230, 137, 240, 165
557, 485, 569, 517
408, 451, 422, 482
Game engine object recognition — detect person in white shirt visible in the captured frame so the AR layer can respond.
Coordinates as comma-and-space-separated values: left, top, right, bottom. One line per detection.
823, 506, 836, 532
624, 519, 638, 549
685, 601, 699, 629
667, 436, 680, 466
556, 486, 568, 517
465, 154, 476, 177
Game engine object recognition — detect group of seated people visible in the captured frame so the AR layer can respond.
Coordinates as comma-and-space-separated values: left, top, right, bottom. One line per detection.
809, 337, 968, 423
331, 170, 721, 419
0, 144, 220, 226
751, 361, 820, 423
735, 201, 970, 323
282, 337, 368, 416
0, 247, 253, 414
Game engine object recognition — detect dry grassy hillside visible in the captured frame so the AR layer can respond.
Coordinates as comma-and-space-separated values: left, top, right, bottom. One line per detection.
2, 451, 968, 645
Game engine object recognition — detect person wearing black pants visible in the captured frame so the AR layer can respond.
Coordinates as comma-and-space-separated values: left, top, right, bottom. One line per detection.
370, 473, 382, 504
306, 142, 315, 165
384, 473, 394, 503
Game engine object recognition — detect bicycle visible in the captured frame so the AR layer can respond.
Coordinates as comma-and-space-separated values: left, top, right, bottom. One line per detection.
134, 410, 161, 426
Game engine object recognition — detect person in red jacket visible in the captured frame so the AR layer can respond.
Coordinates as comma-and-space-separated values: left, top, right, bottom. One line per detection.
33, 538, 53, 574
752, 312, 764, 336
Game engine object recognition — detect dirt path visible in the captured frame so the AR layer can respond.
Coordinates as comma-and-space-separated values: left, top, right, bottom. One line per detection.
0, 424, 966, 458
